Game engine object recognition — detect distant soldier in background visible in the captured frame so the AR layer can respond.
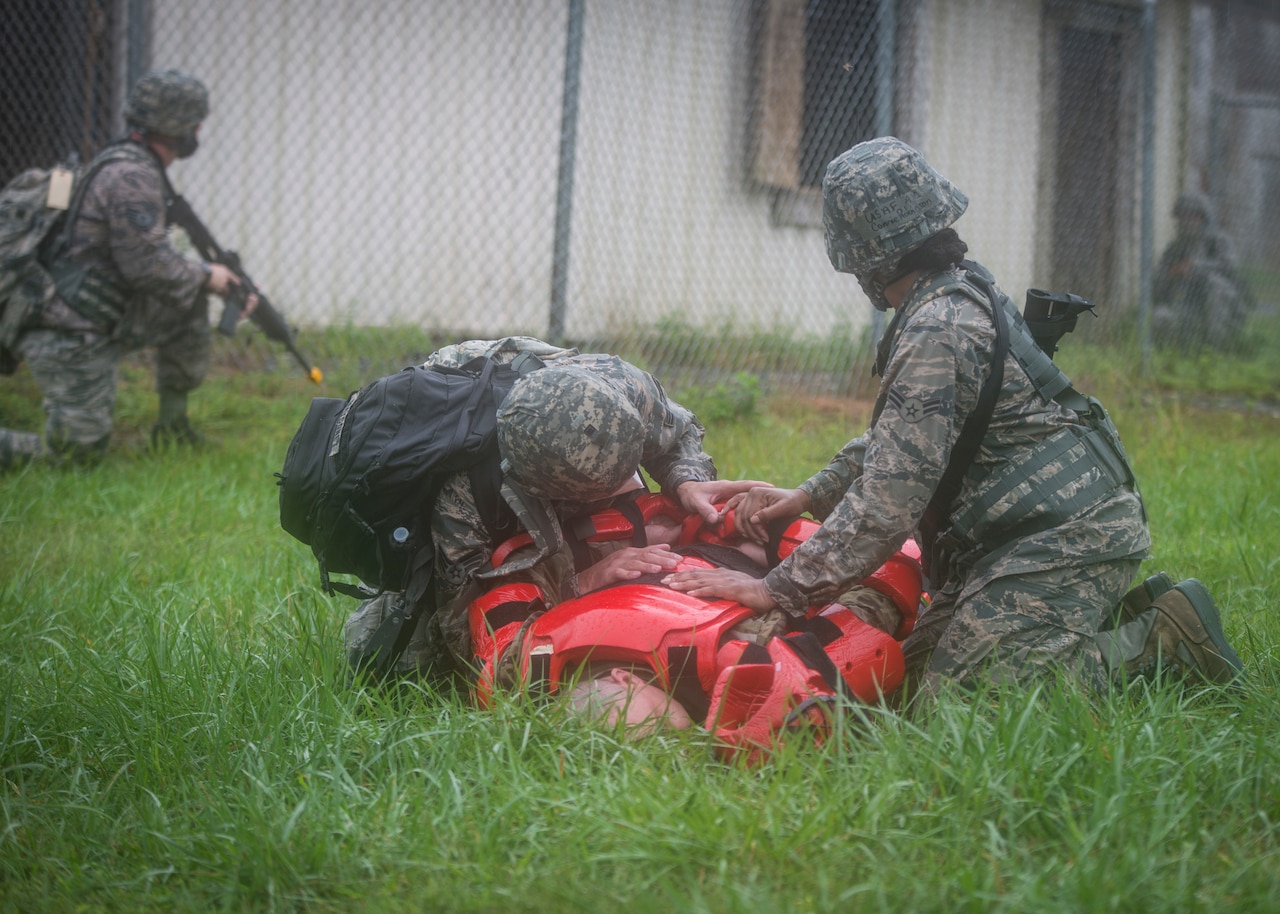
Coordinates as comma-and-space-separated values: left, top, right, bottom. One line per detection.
1152, 192, 1253, 352
0, 68, 253, 470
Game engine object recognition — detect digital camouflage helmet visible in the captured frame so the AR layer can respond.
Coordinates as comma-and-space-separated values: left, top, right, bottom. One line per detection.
123, 69, 209, 141
823, 137, 968, 308
497, 364, 645, 503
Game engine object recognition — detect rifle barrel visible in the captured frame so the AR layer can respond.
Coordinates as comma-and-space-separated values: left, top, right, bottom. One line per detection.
170, 195, 322, 384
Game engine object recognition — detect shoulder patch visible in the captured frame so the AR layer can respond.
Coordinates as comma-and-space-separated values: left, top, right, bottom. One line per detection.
885, 386, 945, 423
120, 202, 159, 231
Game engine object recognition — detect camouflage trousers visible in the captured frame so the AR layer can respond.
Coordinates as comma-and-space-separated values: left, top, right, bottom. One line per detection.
0, 299, 209, 466
901, 557, 1143, 705
343, 591, 457, 681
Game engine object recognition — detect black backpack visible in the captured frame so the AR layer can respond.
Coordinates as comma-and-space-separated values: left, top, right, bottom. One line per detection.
277, 351, 545, 673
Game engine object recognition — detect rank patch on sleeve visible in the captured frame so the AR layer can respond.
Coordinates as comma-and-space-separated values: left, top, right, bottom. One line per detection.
885, 386, 944, 423
120, 203, 158, 231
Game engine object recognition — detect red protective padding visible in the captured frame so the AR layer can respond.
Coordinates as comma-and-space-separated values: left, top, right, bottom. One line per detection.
678, 507, 820, 564
509, 579, 756, 699
488, 536, 530, 568
810, 604, 905, 701
677, 501, 740, 546
706, 636, 836, 766
490, 493, 686, 568
469, 582, 544, 650
469, 582, 544, 709
858, 545, 924, 639
679, 506, 720, 545
772, 516, 822, 561
678, 502, 924, 641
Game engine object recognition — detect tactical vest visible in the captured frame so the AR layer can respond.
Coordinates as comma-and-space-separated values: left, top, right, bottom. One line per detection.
879, 261, 1142, 579
48, 142, 153, 332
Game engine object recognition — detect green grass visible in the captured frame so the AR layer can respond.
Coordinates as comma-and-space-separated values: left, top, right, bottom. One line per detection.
1, 333, 1277, 912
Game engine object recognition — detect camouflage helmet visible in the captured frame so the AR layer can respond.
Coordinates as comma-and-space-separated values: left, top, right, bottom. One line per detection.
822, 136, 968, 277
123, 69, 209, 137
497, 365, 644, 502
1173, 192, 1212, 221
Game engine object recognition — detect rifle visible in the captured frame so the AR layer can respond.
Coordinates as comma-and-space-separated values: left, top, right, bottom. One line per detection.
1023, 288, 1096, 358
166, 194, 323, 384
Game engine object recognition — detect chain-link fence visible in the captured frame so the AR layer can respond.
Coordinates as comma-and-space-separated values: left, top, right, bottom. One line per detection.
4, 0, 1278, 395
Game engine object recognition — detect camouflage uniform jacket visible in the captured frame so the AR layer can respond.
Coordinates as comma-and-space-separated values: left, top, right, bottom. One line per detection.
40, 141, 205, 340
763, 264, 1150, 616
428, 346, 717, 662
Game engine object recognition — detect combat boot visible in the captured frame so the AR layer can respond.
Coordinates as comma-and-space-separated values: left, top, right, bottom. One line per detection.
0, 429, 44, 471
150, 415, 207, 450
1103, 578, 1244, 685
1101, 571, 1175, 631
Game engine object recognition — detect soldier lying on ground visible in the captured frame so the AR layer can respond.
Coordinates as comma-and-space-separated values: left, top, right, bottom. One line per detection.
464, 486, 924, 764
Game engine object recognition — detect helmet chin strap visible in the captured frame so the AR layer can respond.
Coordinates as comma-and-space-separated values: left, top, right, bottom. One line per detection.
857, 274, 891, 312
857, 262, 912, 312
173, 132, 199, 159
131, 128, 200, 162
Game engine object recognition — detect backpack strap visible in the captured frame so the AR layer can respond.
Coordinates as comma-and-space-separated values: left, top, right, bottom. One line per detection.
42, 143, 152, 329
917, 262, 1008, 552
48, 141, 142, 257
351, 540, 437, 680
911, 262, 1141, 576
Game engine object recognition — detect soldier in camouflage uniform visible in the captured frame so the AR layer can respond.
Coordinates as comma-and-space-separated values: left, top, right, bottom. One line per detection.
343, 336, 763, 679
0, 69, 251, 469
1152, 192, 1252, 352
667, 137, 1243, 703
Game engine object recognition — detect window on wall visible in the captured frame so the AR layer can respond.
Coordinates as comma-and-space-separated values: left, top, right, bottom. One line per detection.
749, 0, 891, 224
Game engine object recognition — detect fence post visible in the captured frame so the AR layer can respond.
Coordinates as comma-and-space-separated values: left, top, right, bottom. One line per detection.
867, 0, 897, 352
1138, 0, 1156, 368
125, 0, 151, 99
549, 0, 586, 343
